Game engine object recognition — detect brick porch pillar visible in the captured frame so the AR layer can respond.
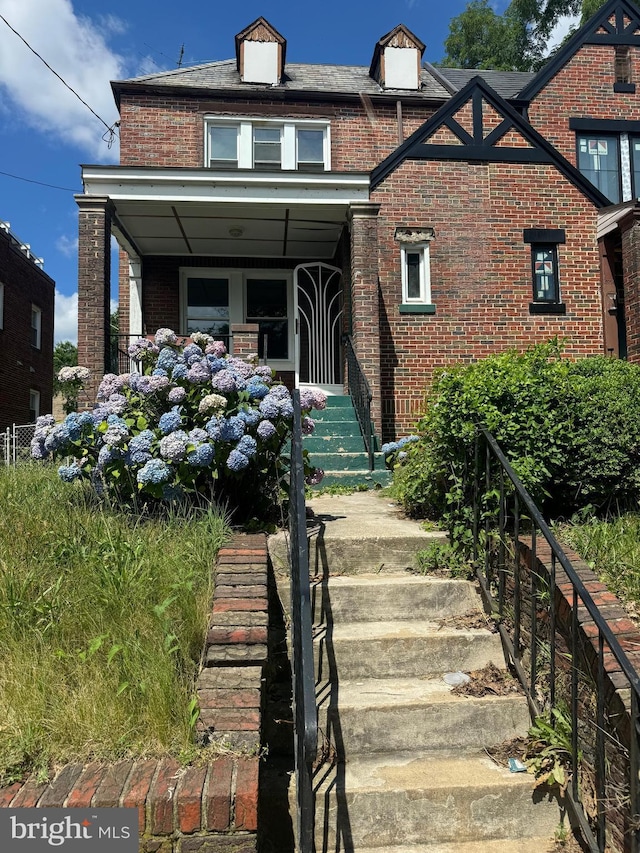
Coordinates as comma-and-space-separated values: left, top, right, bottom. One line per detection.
231, 323, 259, 361
619, 206, 640, 363
76, 195, 114, 406
349, 202, 382, 437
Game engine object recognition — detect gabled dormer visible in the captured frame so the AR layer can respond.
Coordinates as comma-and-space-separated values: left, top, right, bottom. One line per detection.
235, 18, 286, 86
369, 24, 425, 91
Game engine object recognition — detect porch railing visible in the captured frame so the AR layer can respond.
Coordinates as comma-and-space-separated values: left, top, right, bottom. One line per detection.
343, 335, 374, 470
288, 389, 318, 852
471, 427, 640, 853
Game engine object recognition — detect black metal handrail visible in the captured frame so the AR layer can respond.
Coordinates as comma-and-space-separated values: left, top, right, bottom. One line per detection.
343, 335, 374, 470
289, 390, 318, 852
471, 427, 640, 853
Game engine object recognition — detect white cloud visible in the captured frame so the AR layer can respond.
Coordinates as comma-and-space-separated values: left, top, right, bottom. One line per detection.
0, 0, 125, 160
54, 291, 119, 346
56, 234, 78, 258
54, 289, 77, 344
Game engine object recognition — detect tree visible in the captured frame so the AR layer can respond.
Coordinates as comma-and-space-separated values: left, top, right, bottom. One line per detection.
441, 0, 603, 72
53, 341, 78, 396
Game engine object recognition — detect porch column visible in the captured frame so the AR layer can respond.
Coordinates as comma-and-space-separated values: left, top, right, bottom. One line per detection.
619, 206, 640, 363
76, 195, 113, 406
349, 202, 382, 438
128, 254, 143, 339
231, 323, 259, 361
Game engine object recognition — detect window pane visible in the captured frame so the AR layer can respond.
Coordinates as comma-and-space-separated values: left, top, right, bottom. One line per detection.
210, 126, 238, 164
187, 320, 229, 339
246, 279, 288, 318
187, 278, 228, 309
253, 127, 281, 166
246, 278, 288, 359
406, 252, 421, 300
297, 129, 324, 164
533, 246, 558, 302
577, 135, 620, 203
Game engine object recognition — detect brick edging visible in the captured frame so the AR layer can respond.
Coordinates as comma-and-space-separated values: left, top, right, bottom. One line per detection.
0, 533, 268, 853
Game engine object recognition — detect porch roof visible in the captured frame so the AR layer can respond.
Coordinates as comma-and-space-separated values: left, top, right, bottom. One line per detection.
80, 166, 369, 259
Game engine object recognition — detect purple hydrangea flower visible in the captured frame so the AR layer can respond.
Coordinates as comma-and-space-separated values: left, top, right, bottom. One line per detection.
97, 374, 119, 401
159, 409, 182, 434
128, 338, 159, 362
211, 370, 237, 393
103, 423, 129, 447
302, 416, 315, 435
105, 393, 128, 415
257, 419, 277, 440
205, 341, 227, 358
188, 427, 208, 443
226, 449, 249, 471
137, 458, 172, 485
183, 343, 204, 365
299, 389, 327, 411
206, 356, 228, 374
227, 358, 254, 380
168, 386, 186, 404
187, 360, 211, 383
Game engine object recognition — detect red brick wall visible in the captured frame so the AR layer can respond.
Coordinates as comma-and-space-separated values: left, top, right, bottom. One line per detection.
528, 44, 640, 163
372, 158, 604, 438
0, 232, 54, 427
118, 94, 437, 172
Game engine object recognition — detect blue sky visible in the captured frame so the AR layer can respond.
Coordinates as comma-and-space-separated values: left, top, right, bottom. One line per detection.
1, 0, 570, 344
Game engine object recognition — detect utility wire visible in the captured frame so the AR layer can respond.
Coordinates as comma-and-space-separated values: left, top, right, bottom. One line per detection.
0, 13, 120, 144
0, 169, 77, 193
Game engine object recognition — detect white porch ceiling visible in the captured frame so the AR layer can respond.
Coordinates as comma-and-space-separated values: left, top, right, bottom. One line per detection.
113, 200, 349, 259
80, 165, 370, 260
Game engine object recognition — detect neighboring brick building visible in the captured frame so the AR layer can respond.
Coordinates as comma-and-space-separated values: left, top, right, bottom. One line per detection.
0, 220, 54, 428
76, 0, 640, 439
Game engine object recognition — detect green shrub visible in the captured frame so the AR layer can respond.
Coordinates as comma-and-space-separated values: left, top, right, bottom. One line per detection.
393, 343, 640, 529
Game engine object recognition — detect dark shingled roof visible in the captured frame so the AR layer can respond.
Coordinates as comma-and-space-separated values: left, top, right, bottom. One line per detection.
113, 59, 452, 100
435, 68, 536, 98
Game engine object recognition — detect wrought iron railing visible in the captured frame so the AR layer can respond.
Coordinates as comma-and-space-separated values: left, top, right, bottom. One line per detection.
288, 389, 318, 852
343, 335, 374, 470
471, 427, 640, 853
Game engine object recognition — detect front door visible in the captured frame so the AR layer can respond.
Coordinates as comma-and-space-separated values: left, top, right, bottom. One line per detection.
295, 262, 343, 390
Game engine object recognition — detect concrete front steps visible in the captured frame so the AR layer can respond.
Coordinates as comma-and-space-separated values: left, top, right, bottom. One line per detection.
305, 395, 391, 489
298, 494, 561, 852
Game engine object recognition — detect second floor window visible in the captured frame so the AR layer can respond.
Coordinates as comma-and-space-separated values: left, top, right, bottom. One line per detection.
206, 118, 330, 171
31, 305, 42, 349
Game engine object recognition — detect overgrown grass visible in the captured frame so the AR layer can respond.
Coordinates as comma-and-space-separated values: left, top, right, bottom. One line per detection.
0, 464, 230, 784
556, 513, 640, 610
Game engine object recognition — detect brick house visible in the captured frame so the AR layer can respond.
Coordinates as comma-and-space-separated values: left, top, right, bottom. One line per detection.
0, 220, 54, 427
76, 0, 640, 441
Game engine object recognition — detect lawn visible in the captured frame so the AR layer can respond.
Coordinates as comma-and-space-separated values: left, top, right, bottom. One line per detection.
0, 464, 230, 785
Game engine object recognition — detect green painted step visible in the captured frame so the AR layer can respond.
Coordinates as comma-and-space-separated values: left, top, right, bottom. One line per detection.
312, 408, 360, 424
321, 395, 354, 407
311, 451, 387, 471
308, 420, 362, 438
304, 435, 368, 453
310, 470, 392, 489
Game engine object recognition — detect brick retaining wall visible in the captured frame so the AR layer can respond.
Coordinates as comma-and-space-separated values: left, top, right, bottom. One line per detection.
0, 534, 268, 853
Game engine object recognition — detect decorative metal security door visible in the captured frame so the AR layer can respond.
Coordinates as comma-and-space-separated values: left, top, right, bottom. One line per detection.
295, 262, 343, 386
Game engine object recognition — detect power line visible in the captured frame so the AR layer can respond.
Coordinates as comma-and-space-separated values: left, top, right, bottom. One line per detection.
0, 13, 120, 144
0, 169, 77, 193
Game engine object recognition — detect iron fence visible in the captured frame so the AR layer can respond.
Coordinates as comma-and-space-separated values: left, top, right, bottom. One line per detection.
343, 334, 374, 470
471, 427, 640, 853
288, 389, 318, 852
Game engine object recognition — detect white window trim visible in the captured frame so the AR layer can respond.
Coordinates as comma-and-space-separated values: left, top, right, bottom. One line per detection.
179, 267, 295, 370
31, 304, 42, 349
400, 243, 431, 305
205, 116, 331, 171
0, 282, 4, 330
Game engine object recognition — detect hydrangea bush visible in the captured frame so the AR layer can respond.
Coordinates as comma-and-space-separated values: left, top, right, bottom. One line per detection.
32, 330, 325, 519
56, 365, 91, 415
381, 435, 419, 468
